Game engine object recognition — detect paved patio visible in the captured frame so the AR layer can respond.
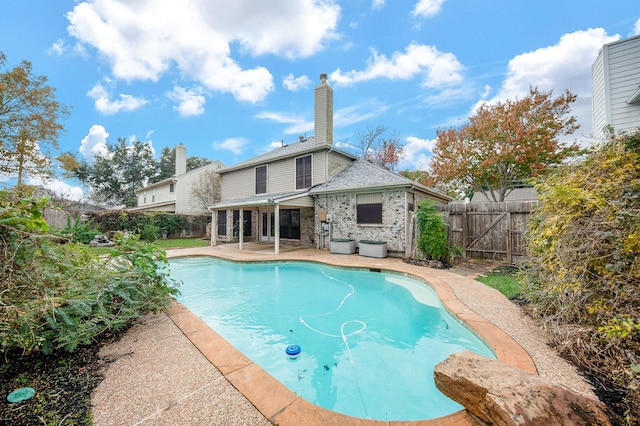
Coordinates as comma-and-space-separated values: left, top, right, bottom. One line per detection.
91, 243, 593, 425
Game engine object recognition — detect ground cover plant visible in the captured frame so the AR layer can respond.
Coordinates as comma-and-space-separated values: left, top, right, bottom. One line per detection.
476, 266, 522, 300
521, 130, 640, 424
0, 193, 179, 424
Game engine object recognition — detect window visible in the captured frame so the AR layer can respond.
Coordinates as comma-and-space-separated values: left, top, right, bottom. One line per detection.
169, 183, 175, 193
295, 155, 312, 190
233, 210, 252, 237
217, 210, 227, 236
279, 209, 301, 239
255, 165, 267, 194
152, 189, 156, 202
356, 193, 383, 224
143, 191, 147, 204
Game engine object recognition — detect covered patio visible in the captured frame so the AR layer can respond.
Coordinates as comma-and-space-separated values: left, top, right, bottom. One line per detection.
208, 191, 315, 254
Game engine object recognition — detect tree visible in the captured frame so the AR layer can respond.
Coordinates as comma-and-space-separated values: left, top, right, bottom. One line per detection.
0, 52, 70, 189
150, 146, 212, 184
354, 124, 405, 171
428, 87, 582, 201
60, 137, 157, 207
191, 169, 221, 210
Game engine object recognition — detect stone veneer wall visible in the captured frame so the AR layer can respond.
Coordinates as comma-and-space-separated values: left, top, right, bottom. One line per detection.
314, 189, 407, 254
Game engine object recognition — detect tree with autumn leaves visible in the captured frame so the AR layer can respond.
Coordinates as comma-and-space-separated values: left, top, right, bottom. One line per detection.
423, 87, 583, 201
0, 52, 70, 192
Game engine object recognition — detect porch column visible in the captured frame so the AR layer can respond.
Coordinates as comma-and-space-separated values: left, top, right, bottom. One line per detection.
239, 207, 244, 250
274, 204, 280, 254
211, 210, 217, 246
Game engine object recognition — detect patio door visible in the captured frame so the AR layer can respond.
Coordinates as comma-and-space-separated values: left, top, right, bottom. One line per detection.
260, 211, 275, 242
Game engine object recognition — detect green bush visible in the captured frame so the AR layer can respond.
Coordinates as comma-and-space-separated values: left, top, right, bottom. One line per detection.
414, 199, 449, 262
140, 223, 160, 241
521, 130, 640, 423
61, 214, 100, 244
91, 210, 187, 239
0, 194, 179, 355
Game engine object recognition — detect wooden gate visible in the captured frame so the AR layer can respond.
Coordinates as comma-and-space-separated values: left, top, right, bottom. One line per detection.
437, 201, 536, 264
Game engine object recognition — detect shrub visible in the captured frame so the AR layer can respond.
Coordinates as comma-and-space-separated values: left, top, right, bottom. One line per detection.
414, 199, 449, 262
0, 194, 179, 355
139, 223, 160, 241
61, 214, 100, 244
521, 130, 640, 423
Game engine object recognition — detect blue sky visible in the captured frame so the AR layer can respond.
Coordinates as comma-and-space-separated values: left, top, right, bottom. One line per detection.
1, 0, 639, 201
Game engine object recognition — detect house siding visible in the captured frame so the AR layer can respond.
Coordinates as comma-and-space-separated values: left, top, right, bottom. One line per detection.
592, 35, 640, 139
327, 151, 352, 179
175, 162, 222, 215
220, 168, 255, 200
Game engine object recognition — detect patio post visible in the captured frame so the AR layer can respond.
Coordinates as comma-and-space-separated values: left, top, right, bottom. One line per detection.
239, 207, 244, 250
274, 204, 280, 254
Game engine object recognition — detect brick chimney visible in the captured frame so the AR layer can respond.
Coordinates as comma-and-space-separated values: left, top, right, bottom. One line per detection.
314, 73, 333, 145
175, 143, 187, 176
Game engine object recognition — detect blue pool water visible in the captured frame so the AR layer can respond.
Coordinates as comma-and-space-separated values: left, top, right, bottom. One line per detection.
169, 257, 496, 421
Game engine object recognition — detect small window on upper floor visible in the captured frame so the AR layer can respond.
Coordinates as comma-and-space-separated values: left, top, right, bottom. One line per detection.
169, 183, 175, 193
295, 155, 312, 190
255, 165, 267, 194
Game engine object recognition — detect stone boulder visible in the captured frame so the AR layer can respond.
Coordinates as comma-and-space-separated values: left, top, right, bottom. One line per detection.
89, 234, 115, 247
434, 351, 611, 426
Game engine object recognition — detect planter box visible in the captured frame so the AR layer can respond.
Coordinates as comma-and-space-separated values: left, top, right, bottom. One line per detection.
358, 240, 387, 258
330, 238, 356, 254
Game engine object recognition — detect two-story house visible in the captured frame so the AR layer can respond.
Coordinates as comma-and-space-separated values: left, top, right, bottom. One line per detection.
131, 143, 225, 215
210, 74, 450, 255
592, 34, 640, 139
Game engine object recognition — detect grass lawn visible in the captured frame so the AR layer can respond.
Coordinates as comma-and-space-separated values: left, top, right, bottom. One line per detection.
155, 237, 210, 249
86, 237, 210, 255
476, 266, 522, 300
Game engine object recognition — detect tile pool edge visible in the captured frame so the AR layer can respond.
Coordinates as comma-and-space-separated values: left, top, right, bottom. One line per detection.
165, 247, 537, 425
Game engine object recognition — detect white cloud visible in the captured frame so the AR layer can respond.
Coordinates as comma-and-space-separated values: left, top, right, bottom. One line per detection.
490, 28, 619, 103
48, 39, 66, 55
372, 0, 385, 10
212, 137, 249, 155
255, 111, 312, 135
330, 43, 464, 88
79, 124, 109, 163
26, 176, 85, 201
334, 100, 389, 127
399, 136, 435, 170
66, 0, 340, 104
88, 82, 148, 114
634, 18, 640, 36
282, 74, 312, 91
412, 0, 445, 18
167, 86, 206, 116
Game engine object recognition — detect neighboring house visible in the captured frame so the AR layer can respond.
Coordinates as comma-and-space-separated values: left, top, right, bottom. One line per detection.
131, 143, 225, 215
209, 74, 451, 255
592, 34, 640, 139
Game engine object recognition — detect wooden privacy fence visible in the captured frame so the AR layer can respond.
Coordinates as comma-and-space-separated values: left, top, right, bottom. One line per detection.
437, 201, 537, 264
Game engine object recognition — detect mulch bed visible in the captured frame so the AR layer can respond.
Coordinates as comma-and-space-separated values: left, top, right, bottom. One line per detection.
0, 332, 122, 426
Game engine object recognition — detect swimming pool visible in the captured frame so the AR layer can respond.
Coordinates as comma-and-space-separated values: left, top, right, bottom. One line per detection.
169, 256, 496, 421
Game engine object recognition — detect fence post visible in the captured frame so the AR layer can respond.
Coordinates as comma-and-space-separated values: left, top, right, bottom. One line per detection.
461, 212, 467, 258
507, 212, 512, 264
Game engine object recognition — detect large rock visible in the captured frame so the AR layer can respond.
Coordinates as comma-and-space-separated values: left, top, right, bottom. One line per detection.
434, 351, 611, 426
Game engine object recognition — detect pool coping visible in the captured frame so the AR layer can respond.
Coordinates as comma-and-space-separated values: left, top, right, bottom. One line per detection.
165, 245, 537, 425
